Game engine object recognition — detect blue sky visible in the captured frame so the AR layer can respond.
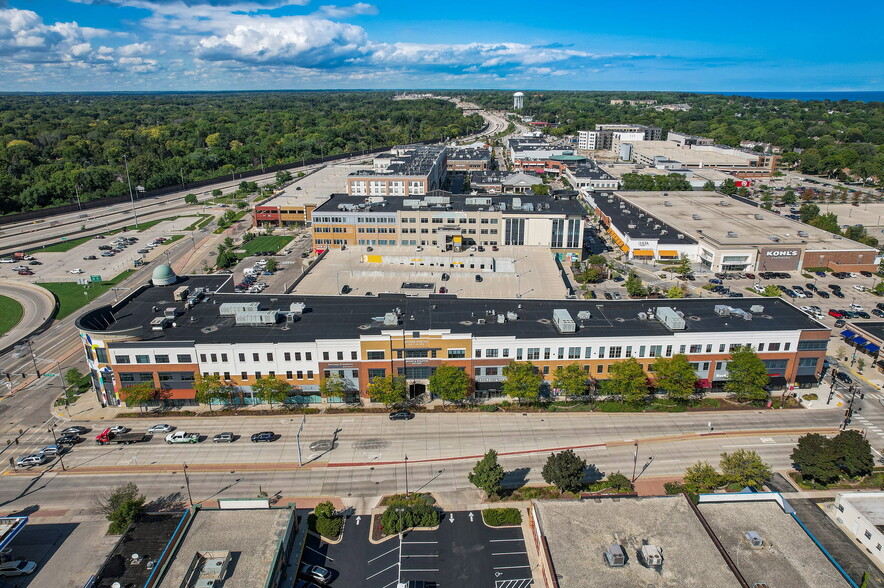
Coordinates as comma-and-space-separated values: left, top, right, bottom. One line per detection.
0, 0, 881, 92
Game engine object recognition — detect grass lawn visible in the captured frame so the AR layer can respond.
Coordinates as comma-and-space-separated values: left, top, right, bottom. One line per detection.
0, 295, 24, 336
38, 268, 136, 320
29, 235, 93, 253
239, 235, 293, 256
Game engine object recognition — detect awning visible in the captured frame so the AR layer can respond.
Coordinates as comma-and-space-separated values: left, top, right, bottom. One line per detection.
695, 379, 711, 388
633, 249, 654, 256
795, 374, 819, 384
852, 336, 868, 346
865, 343, 880, 354
768, 376, 788, 386
840, 329, 856, 339
620, 243, 629, 253
658, 250, 679, 257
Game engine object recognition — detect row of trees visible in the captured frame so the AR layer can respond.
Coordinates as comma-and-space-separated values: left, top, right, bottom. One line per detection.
0, 92, 484, 214
678, 450, 773, 493
791, 430, 875, 485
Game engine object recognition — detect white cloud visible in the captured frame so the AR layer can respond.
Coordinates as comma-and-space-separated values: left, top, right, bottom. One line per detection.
0, 8, 110, 63
315, 3, 378, 18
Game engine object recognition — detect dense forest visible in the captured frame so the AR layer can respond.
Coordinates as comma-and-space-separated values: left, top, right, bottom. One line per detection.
467, 91, 884, 185
0, 92, 484, 215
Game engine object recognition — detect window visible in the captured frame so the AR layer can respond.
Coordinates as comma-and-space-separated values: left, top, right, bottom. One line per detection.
337, 352, 344, 361
296, 370, 304, 379
597, 364, 604, 374
284, 352, 291, 361
200, 354, 207, 362
689, 344, 702, 354
649, 345, 662, 358
542, 366, 549, 375
445, 349, 464, 359
625, 346, 632, 358
255, 371, 261, 379
265, 353, 272, 361
177, 354, 192, 363
306, 370, 314, 379
239, 353, 246, 362
639, 345, 646, 357
503, 349, 509, 358
757, 343, 765, 352
223, 371, 230, 380
221, 354, 228, 362
665, 345, 672, 357
544, 348, 551, 360
120, 373, 135, 382
486, 349, 499, 358
679, 345, 686, 354
784, 342, 791, 351
768, 342, 781, 352
155, 355, 170, 364
295, 352, 302, 361
609, 346, 622, 359
210, 354, 217, 362
568, 347, 580, 359
323, 352, 330, 361
475, 349, 483, 358
136, 354, 150, 364
797, 340, 827, 351
268, 371, 275, 378
306, 352, 312, 360
526, 348, 540, 360
798, 357, 818, 368
486, 367, 499, 376
557, 347, 564, 360
719, 344, 726, 353
367, 351, 385, 360
865, 530, 872, 540
286, 371, 293, 379
252, 353, 259, 361
115, 355, 131, 364
599, 347, 606, 359
715, 361, 727, 371
352, 351, 358, 360
706, 344, 712, 353
728, 344, 739, 352
406, 350, 428, 358
241, 371, 248, 380
762, 359, 788, 370
516, 348, 523, 360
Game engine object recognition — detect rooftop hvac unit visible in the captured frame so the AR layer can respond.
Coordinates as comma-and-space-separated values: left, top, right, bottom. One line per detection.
719, 200, 730, 206
220, 301, 260, 316
477, 318, 486, 325
656, 306, 686, 330
383, 312, 399, 326
745, 531, 764, 547
628, 224, 637, 229
749, 305, 764, 313
768, 235, 780, 242
726, 231, 738, 238
755, 214, 765, 220
150, 317, 170, 331
638, 312, 647, 320
604, 544, 626, 567
664, 201, 672, 206
497, 314, 506, 324
730, 308, 752, 321
715, 304, 731, 316
797, 231, 809, 237
235, 310, 279, 326
164, 307, 178, 319
692, 214, 702, 220
654, 224, 661, 230
677, 234, 685, 239
290, 302, 306, 314
660, 230, 668, 235
639, 545, 663, 567
576, 310, 592, 320
506, 311, 519, 321
553, 309, 576, 333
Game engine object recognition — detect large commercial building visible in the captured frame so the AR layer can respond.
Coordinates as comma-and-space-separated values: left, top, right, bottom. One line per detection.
253, 164, 364, 227
578, 124, 662, 151
446, 147, 492, 171
346, 144, 447, 197
76, 274, 827, 407
311, 191, 586, 252
628, 141, 781, 177
591, 191, 879, 272
507, 138, 572, 163
563, 162, 620, 191
832, 492, 884, 565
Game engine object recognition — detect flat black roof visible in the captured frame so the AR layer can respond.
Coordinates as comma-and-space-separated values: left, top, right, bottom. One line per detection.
594, 194, 696, 245
448, 148, 491, 161
78, 281, 827, 345
569, 164, 615, 180
94, 513, 183, 588
313, 193, 586, 216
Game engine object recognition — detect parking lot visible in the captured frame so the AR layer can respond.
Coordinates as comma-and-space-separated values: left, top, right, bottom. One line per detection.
1, 217, 199, 284
301, 512, 534, 587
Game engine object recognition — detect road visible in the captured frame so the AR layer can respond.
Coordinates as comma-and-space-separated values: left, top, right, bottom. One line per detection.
0, 282, 56, 349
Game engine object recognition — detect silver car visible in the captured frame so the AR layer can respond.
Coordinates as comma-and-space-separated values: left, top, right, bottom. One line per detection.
148, 424, 174, 434
16, 454, 46, 467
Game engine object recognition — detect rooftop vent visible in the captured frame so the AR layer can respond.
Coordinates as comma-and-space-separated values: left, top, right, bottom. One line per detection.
657, 307, 686, 330
754, 214, 764, 220
290, 302, 306, 314
719, 200, 730, 206
604, 544, 626, 567
749, 304, 764, 313
797, 230, 809, 237
553, 309, 576, 333
639, 545, 663, 568
726, 231, 738, 238
677, 234, 684, 240
692, 214, 702, 220
383, 312, 399, 326
576, 311, 592, 320
745, 531, 764, 548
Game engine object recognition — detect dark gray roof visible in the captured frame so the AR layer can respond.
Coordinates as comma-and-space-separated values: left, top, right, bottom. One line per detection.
94, 513, 183, 588
79, 283, 827, 345
569, 164, 615, 180
448, 148, 491, 161
313, 193, 586, 216
594, 194, 697, 245
349, 145, 446, 177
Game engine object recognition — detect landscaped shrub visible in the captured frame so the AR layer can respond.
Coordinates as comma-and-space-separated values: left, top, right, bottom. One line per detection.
315, 515, 343, 539
482, 508, 522, 526
802, 393, 818, 401
380, 500, 440, 534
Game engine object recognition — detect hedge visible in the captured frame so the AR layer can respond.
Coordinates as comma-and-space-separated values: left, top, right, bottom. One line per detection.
482, 508, 522, 526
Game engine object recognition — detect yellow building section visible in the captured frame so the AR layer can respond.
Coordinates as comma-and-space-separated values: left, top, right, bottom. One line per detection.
607, 227, 625, 247
359, 334, 473, 357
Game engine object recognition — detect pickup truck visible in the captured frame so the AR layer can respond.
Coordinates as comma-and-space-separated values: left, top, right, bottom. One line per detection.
165, 431, 200, 444
95, 428, 148, 445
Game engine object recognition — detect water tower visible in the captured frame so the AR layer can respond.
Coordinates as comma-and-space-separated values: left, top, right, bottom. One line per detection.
513, 91, 524, 110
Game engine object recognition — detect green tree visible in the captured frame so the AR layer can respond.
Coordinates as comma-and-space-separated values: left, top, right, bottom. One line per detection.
318, 372, 356, 401
429, 363, 471, 404
799, 203, 820, 223
367, 375, 407, 406
264, 258, 278, 272
665, 284, 685, 298
64, 367, 84, 389
502, 361, 543, 403
719, 449, 772, 489
607, 357, 650, 404
531, 184, 549, 195
97, 482, 146, 534
763, 284, 782, 297
275, 170, 292, 185
702, 180, 716, 191
809, 212, 841, 234
553, 364, 589, 399
624, 271, 647, 298
251, 375, 290, 408
184, 193, 198, 204
121, 382, 156, 412
791, 433, 841, 485
781, 188, 797, 204
682, 461, 721, 493
724, 346, 769, 403
468, 449, 505, 497
675, 254, 692, 277
193, 374, 228, 411
211, 188, 222, 197
832, 429, 875, 478
719, 178, 738, 195
541, 449, 587, 494
653, 354, 697, 401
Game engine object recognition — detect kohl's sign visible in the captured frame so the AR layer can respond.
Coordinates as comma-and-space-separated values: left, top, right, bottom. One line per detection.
760, 247, 801, 270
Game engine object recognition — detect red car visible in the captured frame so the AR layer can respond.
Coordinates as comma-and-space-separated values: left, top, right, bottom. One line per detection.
744, 273, 755, 279
828, 309, 844, 318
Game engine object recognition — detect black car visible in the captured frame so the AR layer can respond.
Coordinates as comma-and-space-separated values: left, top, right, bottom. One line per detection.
817, 291, 830, 299
834, 319, 847, 327
872, 309, 884, 318
860, 271, 873, 278
604, 292, 613, 300
57, 434, 83, 445
250, 431, 276, 442
834, 371, 853, 385
833, 290, 846, 298
61, 426, 88, 435
475, 275, 483, 282
856, 311, 871, 319
389, 410, 414, 421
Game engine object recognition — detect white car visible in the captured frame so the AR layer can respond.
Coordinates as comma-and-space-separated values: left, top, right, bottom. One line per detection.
109, 425, 129, 434
0, 258, 14, 263
850, 303, 864, 311
853, 284, 867, 292
753, 284, 766, 294
69, 268, 84, 274
799, 306, 812, 313
0, 560, 36, 576
147, 424, 174, 434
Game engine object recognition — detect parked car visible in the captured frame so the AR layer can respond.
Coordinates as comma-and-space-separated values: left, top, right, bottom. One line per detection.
828, 309, 845, 318
815, 271, 826, 277
213, 432, 236, 443
389, 410, 414, 421
148, 424, 174, 434
300, 563, 332, 584
860, 271, 874, 277
817, 291, 830, 299
834, 319, 846, 327
83, 255, 97, 260
603, 292, 613, 300
833, 290, 846, 298
250, 431, 276, 443
857, 311, 871, 319
0, 560, 36, 576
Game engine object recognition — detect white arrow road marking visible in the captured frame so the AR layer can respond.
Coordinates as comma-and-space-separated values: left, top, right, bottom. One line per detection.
356, 516, 361, 525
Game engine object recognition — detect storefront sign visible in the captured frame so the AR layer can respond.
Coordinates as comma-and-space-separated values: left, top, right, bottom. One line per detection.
760, 247, 801, 271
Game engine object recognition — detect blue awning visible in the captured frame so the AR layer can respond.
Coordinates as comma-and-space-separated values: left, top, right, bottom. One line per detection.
853, 336, 869, 346
840, 329, 856, 339
865, 343, 880, 354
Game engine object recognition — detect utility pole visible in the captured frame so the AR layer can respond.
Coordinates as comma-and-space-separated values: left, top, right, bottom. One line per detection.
123, 154, 140, 229
183, 462, 193, 507
405, 455, 409, 496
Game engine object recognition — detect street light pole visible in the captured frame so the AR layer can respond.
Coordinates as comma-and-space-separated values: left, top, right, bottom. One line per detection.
123, 154, 140, 229
404, 455, 409, 497
183, 462, 193, 507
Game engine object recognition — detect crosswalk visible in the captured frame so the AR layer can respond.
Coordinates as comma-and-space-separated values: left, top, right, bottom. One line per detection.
854, 415, 884, 441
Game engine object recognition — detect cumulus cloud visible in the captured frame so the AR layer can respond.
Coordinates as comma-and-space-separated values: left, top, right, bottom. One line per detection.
316, 3, 378, 18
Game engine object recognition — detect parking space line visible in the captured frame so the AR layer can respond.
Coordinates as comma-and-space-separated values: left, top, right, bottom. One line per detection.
496, 579, 533, 588
381, 582, 397, 588
401, 568, 440, 572
367, 546, 399, 563
490, 538, 525, 542
365, 563, 399, 580
402, 541, 438, 544
403, 554, 438, 558
304, 545, 333, 561
492, 551, 527, 556
494, 565, 532, 570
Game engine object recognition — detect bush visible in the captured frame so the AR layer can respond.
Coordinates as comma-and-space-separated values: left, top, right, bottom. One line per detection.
802, 393, 818, 401
380, 500, 440, 535
482, 508, 522, 526
315, 515, 343, 539
97, 482, 145, 535
605, 472, 633, 492
479, 404, 499, 412
663, 481, 685, 495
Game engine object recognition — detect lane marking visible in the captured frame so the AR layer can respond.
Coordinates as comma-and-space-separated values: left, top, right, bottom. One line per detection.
492, 551, 527, 556
367, 546, 399, 563
490, 538, 525, 542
